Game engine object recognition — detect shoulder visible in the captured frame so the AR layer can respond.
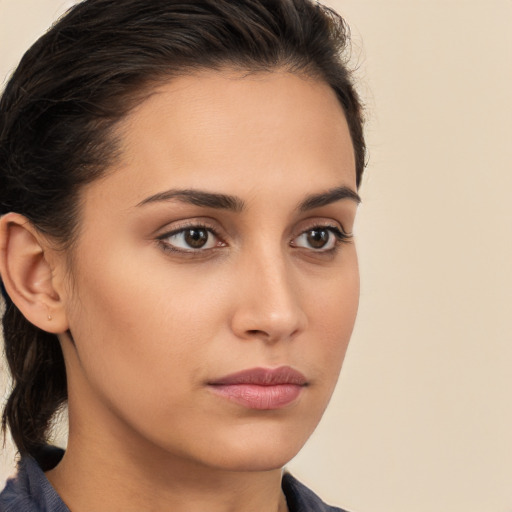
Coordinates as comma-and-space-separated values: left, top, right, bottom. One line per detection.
282, 473, 351, 512
0, 448, 68, 512
0, 461, 32, 512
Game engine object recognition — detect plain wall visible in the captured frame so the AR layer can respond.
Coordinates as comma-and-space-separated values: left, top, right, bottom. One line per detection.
1, 1, 511, 511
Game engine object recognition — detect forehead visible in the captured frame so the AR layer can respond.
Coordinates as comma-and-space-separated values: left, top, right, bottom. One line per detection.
87, 70, 356, 210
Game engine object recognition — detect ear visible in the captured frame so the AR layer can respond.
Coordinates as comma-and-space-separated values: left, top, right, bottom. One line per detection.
0, 213, 69, 334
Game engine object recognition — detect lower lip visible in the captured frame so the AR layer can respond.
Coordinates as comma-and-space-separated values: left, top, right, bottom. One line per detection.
209, 384, 304, 410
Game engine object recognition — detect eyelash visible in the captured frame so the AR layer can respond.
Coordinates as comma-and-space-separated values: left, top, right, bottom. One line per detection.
156, 222, 224, 256
291, 225, 352, 253
156, 223, 352, 256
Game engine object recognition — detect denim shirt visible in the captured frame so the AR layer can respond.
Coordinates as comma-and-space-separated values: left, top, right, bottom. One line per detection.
0, 448, 348, 512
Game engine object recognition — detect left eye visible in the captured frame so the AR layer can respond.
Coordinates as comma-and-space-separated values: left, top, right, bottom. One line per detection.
292, 227, 342, 251
160, 227, 220, 251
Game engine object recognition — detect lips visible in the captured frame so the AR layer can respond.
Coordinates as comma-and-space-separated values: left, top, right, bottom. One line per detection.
208, 366, 307, 410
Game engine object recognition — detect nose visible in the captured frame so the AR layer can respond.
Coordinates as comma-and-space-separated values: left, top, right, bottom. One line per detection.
230, 253, 308, 343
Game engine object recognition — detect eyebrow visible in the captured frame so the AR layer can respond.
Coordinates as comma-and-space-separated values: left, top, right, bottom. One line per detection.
136, 189, 245, 212
136, 185, 360, 212
297, 186, 361, 211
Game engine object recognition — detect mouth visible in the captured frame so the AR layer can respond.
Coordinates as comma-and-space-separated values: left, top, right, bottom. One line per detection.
208, 366, 308, 410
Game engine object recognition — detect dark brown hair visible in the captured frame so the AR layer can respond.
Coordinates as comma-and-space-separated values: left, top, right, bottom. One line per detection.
0, 0, 365, 458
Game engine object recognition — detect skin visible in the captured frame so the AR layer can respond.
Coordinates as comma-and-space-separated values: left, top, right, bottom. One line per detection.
1, 70, 359, 512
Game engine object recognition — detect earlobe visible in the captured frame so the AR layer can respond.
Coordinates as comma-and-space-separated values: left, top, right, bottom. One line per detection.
0, 213, 69, 334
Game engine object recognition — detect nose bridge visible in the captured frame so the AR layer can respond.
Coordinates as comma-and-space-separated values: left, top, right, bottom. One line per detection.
231, 242, 307, 342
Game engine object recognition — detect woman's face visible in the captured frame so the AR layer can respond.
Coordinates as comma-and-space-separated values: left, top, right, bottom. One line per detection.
58, 70, 360, 472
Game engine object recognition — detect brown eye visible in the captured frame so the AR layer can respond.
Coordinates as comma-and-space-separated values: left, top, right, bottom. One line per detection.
160, 226, 221, 251
306, 229, 330, 249
292, 226, 346, 251
184, 228, 209, 248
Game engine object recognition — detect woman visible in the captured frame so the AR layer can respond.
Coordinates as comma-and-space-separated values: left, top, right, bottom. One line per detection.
0, 0, 365, 510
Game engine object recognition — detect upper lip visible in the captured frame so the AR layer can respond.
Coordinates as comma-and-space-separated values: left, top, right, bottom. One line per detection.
209, 366, 307, 386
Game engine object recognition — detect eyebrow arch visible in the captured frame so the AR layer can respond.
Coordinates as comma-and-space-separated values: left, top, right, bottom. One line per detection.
136, 189, 245, 212
136, 185, 360, 212
298, 186, 361, 211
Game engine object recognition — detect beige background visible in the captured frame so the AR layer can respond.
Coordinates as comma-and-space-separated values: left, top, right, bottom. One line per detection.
1, 1, 511, 511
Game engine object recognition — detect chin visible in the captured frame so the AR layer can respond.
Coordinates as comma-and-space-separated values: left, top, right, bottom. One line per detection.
210, 446, 300, 473
193, 421, 317, 473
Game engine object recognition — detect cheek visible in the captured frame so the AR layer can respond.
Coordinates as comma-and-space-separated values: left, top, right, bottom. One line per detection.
307, 252, 359, 377
64, 251, 212, 402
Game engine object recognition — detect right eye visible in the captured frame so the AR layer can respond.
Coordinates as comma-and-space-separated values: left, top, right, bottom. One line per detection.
158, 226, 224, 252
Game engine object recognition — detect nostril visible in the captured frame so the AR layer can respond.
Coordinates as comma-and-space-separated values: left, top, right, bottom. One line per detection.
243, 326, 302, 344
246, 329, 267, 337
